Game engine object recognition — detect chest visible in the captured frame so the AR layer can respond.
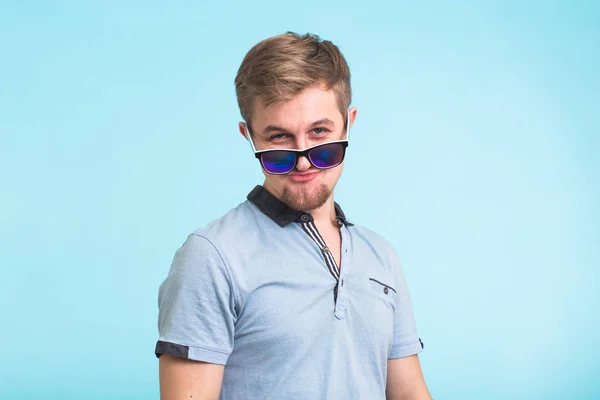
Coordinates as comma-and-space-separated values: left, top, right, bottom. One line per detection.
227, 232, 398, 361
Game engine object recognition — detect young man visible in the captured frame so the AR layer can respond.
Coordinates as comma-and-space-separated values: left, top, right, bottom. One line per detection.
155, 32, 431, 400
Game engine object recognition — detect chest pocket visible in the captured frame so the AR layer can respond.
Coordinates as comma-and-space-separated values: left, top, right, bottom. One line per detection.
368, 277, 396, 310
346, 275, 397, 350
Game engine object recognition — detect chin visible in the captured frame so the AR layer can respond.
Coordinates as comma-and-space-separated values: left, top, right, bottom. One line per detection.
279, 181, 333, 212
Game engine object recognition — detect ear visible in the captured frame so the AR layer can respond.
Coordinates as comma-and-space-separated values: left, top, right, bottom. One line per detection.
239, 121, 249, 139
348, 106, 358, 128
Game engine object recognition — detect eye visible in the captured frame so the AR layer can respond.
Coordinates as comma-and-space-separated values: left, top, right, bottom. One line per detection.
313, 127, 328, 134
269, 133, 289, 141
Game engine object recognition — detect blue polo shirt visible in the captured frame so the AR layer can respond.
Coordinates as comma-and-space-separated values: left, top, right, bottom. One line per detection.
155, 186, 423, 399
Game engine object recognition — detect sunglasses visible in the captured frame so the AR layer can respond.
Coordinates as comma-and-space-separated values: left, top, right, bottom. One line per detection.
245, 113, 351, 175
252, 140, 348, 175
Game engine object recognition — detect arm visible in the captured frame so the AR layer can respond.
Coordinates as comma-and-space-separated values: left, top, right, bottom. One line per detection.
155, 233, 237, 399
386, 355, 432, 400
159, 355, 224, 400
385, 243, 430, 399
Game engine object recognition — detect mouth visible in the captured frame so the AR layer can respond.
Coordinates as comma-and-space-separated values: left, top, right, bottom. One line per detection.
288, 171, 319, 183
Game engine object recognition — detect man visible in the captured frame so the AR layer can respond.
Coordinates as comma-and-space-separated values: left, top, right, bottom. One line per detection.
155, 31, 431, 399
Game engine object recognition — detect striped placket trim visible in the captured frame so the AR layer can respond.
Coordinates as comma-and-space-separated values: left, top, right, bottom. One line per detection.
300, 221, 340, 281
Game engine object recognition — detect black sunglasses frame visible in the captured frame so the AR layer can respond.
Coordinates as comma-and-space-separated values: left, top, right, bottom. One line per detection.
255, 140, 349, 175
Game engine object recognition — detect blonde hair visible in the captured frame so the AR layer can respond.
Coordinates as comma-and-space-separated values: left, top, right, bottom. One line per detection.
234, 31, 351, 129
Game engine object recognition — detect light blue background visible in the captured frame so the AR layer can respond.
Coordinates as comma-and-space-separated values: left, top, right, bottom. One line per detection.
1, 1, 598, 399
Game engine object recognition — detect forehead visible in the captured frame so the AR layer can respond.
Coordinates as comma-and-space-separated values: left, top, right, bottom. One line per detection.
252, 84, 342, 130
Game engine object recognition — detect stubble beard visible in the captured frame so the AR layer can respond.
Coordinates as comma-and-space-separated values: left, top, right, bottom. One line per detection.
281, 182, 332, 212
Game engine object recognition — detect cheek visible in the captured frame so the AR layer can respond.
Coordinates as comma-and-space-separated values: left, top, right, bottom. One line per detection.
321, 163, 344, 183
331, 161, 345, 177
263, 171, 286, 186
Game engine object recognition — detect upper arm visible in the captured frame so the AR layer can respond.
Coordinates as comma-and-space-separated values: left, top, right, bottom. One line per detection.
386, 355, 431, 400
387, 246, 423, 358
385, 245, 429, 398
159, 354, 224, 400
155, 233, 237, 396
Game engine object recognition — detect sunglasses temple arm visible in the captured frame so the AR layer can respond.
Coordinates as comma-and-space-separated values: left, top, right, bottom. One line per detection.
345, 110, 351, 141
245, 123, 258, 153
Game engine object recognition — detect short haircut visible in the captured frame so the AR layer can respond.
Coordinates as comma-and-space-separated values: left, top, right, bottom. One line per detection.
235, 31, 352, 129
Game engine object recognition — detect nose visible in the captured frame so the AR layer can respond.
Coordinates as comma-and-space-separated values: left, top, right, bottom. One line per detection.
292, 137, 312, 172
295, 155, 311, 172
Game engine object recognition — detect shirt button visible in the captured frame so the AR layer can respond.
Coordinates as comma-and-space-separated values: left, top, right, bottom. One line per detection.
300, 214, 309, 222
384, 287, 389, 295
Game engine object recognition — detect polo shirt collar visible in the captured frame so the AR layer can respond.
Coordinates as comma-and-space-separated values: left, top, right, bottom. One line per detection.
247, 185, 353, 228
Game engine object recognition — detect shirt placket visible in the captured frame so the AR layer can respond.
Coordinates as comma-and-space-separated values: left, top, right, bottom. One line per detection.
298, 214, 349, 319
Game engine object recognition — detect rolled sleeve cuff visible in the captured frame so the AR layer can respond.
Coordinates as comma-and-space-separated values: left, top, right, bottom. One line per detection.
388, 338, 424, 359
155, 340, 230, 365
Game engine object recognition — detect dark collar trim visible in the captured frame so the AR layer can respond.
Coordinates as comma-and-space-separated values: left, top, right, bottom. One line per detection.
247, 185, 353, 227
334, 202, 353, 227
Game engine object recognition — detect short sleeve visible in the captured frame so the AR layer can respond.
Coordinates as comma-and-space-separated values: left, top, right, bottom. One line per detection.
155, 233, 237, 365
387, 247, 424, 359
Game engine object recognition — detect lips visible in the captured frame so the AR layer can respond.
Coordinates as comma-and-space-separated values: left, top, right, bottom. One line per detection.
288, 171, 319, 183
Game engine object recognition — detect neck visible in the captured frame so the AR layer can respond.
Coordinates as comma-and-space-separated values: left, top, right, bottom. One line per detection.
307, 195, 338, 228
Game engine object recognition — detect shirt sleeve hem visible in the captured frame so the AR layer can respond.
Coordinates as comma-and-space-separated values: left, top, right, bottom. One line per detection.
388, 338, 424, 359
155, 340, 230, 365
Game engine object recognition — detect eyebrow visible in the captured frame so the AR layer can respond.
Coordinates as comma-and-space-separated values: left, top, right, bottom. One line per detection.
261, 118, 336, 136
308, 118, 335, 129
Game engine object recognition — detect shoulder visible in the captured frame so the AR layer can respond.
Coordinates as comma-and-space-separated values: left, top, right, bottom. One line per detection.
349, 224, 409, 293
164, 202, 258, 292
350, 223, 398, 257
189, 200, 259, 248
348, 223, 404, 278
171, 199, 266, 273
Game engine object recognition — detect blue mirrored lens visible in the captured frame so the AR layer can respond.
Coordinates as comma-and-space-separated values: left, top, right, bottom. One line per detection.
309, 143, 345, 168
261, 151, 296, 174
